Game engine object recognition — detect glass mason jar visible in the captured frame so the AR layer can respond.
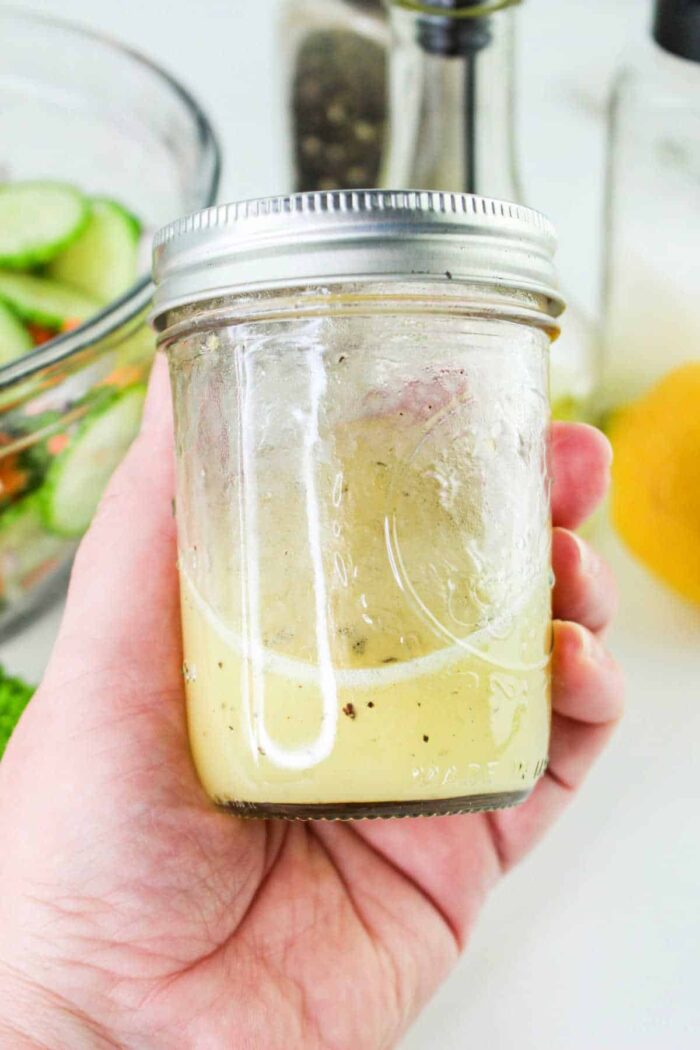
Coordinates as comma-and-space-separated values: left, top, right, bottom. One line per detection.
600, 0, 700, 605
152, 190, 563, 820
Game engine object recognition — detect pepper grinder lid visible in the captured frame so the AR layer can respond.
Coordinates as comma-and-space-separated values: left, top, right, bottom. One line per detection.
653, 0, 700, 63
391, 0, 520, 58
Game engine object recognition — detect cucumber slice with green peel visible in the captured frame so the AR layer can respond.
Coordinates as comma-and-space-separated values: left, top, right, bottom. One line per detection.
0, 182, 89, 269
0, 271, 100, 329
101, 198, 142, 241
41, 385, 146, 538
0, 302, 32, 365
49, 198, 141, 304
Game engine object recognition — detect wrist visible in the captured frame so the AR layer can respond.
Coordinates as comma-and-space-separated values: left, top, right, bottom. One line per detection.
0, 966, 116, 1049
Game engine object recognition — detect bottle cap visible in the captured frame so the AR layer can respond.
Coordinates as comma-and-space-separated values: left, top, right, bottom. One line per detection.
391, 1, 520, 57
151, 190, 564, 329
653, 0, 700, 63
391, 1, 519, 14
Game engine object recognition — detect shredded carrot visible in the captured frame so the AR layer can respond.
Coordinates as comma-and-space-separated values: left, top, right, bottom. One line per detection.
26, 323, 57, 346
100, 364, 144, 389
47, 433, 70, 456
0, 455, 27, 500
61, 318, 82, 332
0, 435, 27, 501
22, 558, 61, 590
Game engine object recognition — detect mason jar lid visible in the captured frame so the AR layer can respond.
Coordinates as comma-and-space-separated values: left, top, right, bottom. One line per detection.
151, 190, 564, 325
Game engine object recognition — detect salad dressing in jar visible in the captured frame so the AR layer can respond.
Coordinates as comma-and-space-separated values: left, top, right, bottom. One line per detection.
152, 190, 563, 819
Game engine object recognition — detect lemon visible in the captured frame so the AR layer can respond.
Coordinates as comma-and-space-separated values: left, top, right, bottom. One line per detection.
609, 362, 700, 604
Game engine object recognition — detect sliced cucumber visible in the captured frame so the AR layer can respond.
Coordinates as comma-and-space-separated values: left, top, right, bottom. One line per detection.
49, 198, 141, 304
0, 182, 89, 269
0, 302, 32, 366
41, 385, 146, 538
0, 494, 69, 603
101, 198, 142, 242
0, 271, 100, 329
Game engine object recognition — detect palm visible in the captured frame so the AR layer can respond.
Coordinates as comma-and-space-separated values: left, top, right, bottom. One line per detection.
0, 362, 621, 1049
0, 571, 495, 1048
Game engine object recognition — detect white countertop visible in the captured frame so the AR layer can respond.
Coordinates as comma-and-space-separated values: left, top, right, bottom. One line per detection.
2, 2, 698, 1047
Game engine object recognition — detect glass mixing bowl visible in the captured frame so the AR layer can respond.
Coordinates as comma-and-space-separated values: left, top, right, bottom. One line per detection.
0, 10, 221, 636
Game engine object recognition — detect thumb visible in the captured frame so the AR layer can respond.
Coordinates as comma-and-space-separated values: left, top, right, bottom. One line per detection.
46, 353, 181, 684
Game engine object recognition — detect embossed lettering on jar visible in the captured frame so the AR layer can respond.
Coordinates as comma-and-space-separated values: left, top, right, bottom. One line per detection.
152, 190, 564, 819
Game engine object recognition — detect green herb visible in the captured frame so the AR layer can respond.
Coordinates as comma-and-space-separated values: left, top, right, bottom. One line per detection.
0, 665, 35, 758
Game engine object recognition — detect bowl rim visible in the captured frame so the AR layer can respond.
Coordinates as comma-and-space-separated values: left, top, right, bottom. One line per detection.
0, 5, 222, 390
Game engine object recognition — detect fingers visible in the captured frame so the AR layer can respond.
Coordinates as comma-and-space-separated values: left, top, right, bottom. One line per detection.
534, 621, 624, 816
551, 422, 612, 529
547, 713, 616, 797
486, 620, 624, 870
551, 620, 624, 728
486, 422, 618, 870
552, 528, 618, 633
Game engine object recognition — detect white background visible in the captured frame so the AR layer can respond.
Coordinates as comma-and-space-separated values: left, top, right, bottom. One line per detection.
3, 2, 699, 1047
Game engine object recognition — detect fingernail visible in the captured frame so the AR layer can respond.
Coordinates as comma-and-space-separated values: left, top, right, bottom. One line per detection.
572, 531, 600, 578
571, 622, 594, 660
573, 623, 609, 668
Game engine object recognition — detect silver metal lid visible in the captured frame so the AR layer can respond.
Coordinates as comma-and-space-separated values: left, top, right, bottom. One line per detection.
151, 190, 564, 324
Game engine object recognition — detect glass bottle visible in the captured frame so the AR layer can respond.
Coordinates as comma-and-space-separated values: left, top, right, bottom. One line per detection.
602, 0, 700, 411
280, 0, 388, 192
380, 0, 596, 420
600, 0, 700, 605
380, 0, 520, 199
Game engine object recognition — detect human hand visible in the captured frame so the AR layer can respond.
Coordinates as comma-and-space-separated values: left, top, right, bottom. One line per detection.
0, 358, 623, 1049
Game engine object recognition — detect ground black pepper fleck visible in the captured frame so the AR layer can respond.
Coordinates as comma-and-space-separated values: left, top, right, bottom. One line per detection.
367, 701, 375, 708
423, 735, 430, 743
342, 703, 356, 720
